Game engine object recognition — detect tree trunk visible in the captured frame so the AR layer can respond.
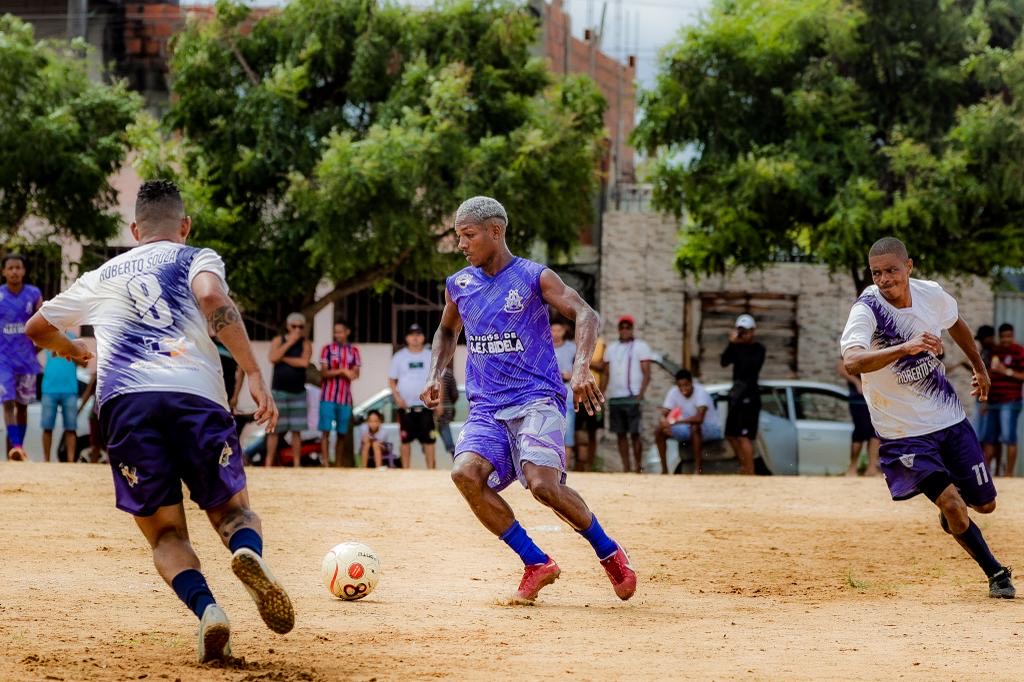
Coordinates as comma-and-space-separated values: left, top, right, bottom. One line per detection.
850, 265, 871, 297
299, 248, 415, 322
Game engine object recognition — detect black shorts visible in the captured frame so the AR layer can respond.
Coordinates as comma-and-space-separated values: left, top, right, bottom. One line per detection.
849, 401, 876, 442
725, 396, 760, 438
575, 408, 604, 432
608, 400, 641, 435
398, 407, 436, 445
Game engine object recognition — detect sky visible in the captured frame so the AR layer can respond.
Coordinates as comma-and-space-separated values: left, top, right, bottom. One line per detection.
222, 0, 712, 90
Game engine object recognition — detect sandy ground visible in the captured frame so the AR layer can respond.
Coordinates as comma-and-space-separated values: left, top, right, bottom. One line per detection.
2, 464, 1024, 681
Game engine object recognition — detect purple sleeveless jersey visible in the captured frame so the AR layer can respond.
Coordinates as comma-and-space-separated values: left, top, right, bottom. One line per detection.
447, 257, 565, 415
0, 284, 42, 375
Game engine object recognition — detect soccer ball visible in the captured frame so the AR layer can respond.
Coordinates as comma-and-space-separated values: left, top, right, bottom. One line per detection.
321, 541, 380, 600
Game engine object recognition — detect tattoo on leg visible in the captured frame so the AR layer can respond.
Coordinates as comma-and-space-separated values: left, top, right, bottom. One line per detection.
208, 305, 242, 335
219, 508, 258, 540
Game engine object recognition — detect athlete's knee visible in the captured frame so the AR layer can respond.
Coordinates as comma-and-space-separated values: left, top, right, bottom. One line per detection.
151, 525, 190, 551
973, 500, 997, 514
451, 456, 488, 494
528, 479, 561, 508
937, 496, 969, 534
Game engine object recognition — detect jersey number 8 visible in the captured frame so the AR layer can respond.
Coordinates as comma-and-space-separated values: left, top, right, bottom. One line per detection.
127, 274, 174, 329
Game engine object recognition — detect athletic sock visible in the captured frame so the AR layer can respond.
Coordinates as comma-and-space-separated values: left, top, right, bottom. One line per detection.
499, 521, 548, 566
15, 424, 26, 445
6, 424, 20, 448
228, 528, 263, 557
171, 569, 217, 620
952, 521, 1003, 577
578, 514, 619, 561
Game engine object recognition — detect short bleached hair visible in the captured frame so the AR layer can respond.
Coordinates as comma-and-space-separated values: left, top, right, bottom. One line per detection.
455, 196, 508, 227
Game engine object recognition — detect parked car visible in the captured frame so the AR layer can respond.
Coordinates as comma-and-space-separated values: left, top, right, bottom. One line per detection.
644, 380, 855, 476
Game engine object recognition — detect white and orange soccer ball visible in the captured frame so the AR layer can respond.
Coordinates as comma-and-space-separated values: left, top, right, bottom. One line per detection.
321, 541, 380, 600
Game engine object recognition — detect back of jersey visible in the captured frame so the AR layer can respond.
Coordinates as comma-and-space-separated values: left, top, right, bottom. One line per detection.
40, 242, 229, 410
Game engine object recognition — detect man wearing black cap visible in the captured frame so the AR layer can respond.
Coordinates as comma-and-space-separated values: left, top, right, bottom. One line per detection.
388, 323, 438, 469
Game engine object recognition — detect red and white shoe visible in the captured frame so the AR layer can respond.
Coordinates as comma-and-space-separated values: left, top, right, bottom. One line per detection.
514, 558, 561, 603
600, 545, 637, 601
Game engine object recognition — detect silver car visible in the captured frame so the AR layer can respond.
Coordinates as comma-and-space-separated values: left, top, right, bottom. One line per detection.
645, 380, 856, 475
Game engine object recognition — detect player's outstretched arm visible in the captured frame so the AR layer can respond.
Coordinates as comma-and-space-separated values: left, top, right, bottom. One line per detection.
421, 289, 463, 409
539, 268, 604, 416
843, 331, 943, 375
25, 315, 93, 364
192, 271, 278, 432
948, 315, 991, 401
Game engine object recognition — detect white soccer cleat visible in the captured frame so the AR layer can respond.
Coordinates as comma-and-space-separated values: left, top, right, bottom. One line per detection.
231, 548, 295, 634
197, 603, 231, 664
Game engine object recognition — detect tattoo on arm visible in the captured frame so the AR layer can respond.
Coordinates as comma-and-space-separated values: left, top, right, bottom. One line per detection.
208, 305, 242, 335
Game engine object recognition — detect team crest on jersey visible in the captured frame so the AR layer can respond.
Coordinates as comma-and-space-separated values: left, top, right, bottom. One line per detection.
503, 289, 524, 313
119, 464, 139, 487
219, 441, 233, 467
899, 453, 915, 468
455, 273, 473, 289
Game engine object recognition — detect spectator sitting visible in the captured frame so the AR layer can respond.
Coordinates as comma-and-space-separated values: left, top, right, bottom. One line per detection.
40, 330, 85, 462
319, 320, 361, 467
266, 312, 312, 467
359, 409, 398, 468
654, 369, 723, 475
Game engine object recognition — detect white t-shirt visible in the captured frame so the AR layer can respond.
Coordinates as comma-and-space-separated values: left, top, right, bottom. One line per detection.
839, 278, 965, 439
662, 382, 720, 431
388, 347, 432, 407
605, 339, 653, 398
40, 242, 231, 410
553, 341, 576, 382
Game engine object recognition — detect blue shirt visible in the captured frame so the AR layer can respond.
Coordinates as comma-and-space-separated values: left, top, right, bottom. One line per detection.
42, 332, 80, 395
447, 257, 564, 414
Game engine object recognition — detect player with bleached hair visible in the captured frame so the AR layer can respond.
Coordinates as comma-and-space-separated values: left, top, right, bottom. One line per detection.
421, 196, 637, 604
841, 236, 1015, 598
26, 180, 295, 662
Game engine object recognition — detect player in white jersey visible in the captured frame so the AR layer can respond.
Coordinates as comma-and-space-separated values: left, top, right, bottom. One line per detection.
840, 237, 1014, 598
26, 180, 296, 661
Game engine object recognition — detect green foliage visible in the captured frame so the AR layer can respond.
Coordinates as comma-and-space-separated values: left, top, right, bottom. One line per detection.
633, 0, 1024, 291
140, 0, 605, 313
0, 15, 141, 242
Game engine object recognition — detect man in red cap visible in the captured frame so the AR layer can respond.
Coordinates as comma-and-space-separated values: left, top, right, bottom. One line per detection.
601, 315, 652, 472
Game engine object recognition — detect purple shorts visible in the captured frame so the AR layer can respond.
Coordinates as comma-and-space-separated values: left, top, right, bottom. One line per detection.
99, 391, 245, 516
455, 399, 567, 492
878, 419, 996, 506
0, 368, 37, 405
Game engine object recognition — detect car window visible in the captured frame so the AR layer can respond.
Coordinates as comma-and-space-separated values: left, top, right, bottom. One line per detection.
359, 395, 397, 423
759, 387, 789, 419
792, 388, 851, 422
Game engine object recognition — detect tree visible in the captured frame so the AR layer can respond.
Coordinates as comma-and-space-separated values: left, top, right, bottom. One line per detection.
633, 0, 1024, 293
0, 15, 141, 243
136, 0, 605, 317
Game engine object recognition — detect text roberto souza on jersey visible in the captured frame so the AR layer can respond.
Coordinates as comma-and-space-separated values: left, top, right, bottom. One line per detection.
468, 332, 525, 355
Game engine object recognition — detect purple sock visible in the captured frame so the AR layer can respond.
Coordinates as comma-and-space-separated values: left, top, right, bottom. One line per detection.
171, 569, 216, 619
228, 528, 263, 557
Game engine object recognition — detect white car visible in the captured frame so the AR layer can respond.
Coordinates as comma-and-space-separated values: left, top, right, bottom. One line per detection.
645, 379, 856, 475
352, 386, 468, 468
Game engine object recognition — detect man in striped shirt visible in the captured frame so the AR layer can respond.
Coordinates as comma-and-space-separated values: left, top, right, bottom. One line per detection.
319, 321, 361, 466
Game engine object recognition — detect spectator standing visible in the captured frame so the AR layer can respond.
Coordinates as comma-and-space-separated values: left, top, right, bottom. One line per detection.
266, 312, 311, 467
79, 369, 103, 463
654, 369, 722, 475
319, 321, 361, 467
983, 323, 1024, 476
436, 360, 459, 455
0, 254, 42, 460
40, 330, 84, 462
388, 323, 436, 469
970, 325, 997, 439
551, 319, 577, 462
837, 357, 881, 476
359, 409, 398, 468
575, 335, 606, 471
602, 315, 652, 473
214, 338, 246, 437
721, 314, 765, 475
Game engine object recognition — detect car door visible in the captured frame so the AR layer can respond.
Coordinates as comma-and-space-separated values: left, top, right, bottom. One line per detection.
756, 386, 798, 475
791, 386, 854, 475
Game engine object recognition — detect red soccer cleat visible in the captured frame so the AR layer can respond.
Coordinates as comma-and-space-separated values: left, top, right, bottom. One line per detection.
600, 545, 637, 601
514, 558, 561, 603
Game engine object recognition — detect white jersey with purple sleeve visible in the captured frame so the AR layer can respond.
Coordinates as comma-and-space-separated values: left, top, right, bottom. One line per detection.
839, 278, 965, 439
447, 257, 565, 414
39, 242, 229, 410
0, 283, 42, 374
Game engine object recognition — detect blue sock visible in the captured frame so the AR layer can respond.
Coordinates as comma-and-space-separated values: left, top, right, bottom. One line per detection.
578, 515, 618, 561
228, 528, 263, 557
6, 424, 20, 447
499, 521, 548, 566
171, 569, 216, 619
15, 424, 26, 445
953, 521, 1003, 577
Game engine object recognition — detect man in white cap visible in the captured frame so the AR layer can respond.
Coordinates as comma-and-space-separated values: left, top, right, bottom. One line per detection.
721, 314, 765, 474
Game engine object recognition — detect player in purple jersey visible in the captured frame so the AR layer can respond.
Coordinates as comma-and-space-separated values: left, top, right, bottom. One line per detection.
421, 196, 637, 604
0, 253, 42, 460
26, 181, 296, 661
841, 237, 1014, 598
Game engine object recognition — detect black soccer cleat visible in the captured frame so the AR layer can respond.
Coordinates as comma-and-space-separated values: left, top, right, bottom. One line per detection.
989, 567, 1015, 599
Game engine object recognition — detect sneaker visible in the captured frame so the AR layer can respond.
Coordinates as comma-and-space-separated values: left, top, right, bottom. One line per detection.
197, 604, 231, 664
514, 558, 561, 603
231, 548, 295, 634
600, 545, 637, 601
989, 567, 1016, 599
7, 446, 26, 461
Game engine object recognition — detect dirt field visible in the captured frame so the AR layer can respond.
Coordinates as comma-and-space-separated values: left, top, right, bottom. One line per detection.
2, 464, 1023, 681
